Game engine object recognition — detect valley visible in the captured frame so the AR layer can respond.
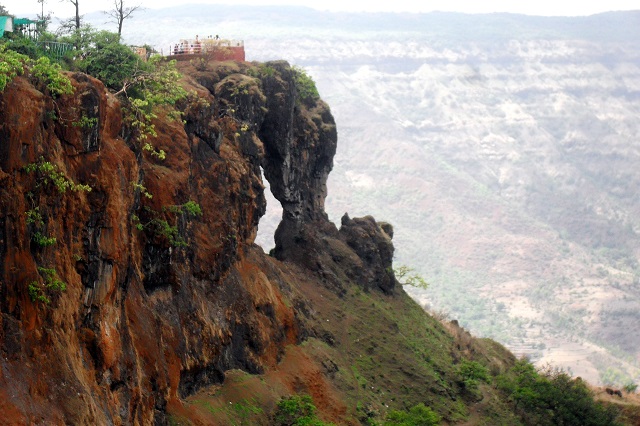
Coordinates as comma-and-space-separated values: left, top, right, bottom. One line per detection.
88, 6, 640, 386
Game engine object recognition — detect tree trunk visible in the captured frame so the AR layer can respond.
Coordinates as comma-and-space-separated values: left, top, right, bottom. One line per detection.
74, 1, 80, 30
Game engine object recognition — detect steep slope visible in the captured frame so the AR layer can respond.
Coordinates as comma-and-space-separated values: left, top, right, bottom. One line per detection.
0, 54, 632, 425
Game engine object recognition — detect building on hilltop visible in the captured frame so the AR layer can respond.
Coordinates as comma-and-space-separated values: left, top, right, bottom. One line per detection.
1, 14, 73, 60
169, 35, 245, 62
0, 15, 43, 39
0, 14, 13, 37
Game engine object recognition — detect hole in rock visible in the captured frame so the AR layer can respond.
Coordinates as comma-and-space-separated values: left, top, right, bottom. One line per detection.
255, 167, 282, 252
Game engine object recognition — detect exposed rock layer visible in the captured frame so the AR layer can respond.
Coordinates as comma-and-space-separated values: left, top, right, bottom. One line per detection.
0, 58, 395, 424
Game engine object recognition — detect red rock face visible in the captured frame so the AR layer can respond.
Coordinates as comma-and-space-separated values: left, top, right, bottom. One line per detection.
0, 59, 394, 424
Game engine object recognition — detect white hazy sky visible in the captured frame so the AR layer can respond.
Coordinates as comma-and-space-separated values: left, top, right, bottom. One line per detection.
2, 0, 639, 18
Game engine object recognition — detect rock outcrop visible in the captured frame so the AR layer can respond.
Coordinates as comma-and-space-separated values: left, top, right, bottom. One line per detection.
0, 57, 396, 424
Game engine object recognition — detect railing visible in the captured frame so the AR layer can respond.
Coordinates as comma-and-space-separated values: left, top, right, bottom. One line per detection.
36, 41, 73, 60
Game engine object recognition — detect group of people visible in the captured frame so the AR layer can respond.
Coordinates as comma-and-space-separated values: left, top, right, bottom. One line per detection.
171, 34, 220, 55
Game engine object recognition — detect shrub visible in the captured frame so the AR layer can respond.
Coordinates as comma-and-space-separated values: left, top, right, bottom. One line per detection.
497, 359, 621, 426
457, 360, 489, 390
132, 201, 201, 248
273, 394, 333, 426
28, 267, 67, 304
384, 403, 441, 426
24, 159, 91, 193
30, 56, 73, 96
292, 65, 319, 104
0, 44, 28, 91
32, 231, 56, 247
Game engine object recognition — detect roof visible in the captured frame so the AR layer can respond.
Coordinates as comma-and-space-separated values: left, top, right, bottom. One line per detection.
13, 18, 39, 26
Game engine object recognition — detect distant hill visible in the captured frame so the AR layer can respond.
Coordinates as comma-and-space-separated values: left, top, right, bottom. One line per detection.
86, 7, 640, 386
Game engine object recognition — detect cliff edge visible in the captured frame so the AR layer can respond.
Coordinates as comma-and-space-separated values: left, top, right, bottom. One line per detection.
0, 57, 400, 424
0, 56, 628, 426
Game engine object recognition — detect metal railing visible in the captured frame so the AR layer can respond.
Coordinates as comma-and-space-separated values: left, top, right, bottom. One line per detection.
36, 41, 74, 60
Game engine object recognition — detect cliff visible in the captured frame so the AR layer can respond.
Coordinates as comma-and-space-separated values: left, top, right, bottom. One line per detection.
0, 55, 399, 424
0, 56, 628, 425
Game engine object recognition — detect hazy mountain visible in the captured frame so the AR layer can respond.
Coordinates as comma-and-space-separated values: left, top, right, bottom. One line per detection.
86, 5, 640, 386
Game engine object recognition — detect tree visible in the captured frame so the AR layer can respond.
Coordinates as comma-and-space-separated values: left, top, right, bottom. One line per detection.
394, 265, 429, 289
104, 0, 142, 36
37, 0, 53, 33
77, 30, 140, 90
60, 0, 80, 30
0, 4, 9, 15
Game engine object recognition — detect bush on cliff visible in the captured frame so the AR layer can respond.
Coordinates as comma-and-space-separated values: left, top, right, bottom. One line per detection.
75, 29, 141, 91
497, 359, 620, 426
384, 403, 441, 426
0, 44, 72, 95
292, 65, 320, 105
274, 394, 334, 426
0, 44, 26, 91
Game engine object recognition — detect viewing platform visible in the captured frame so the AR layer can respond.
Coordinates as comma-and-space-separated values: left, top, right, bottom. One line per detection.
167, 36, 245, 62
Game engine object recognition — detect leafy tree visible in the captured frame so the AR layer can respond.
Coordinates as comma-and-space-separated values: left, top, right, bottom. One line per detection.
0, 3, 9, 15
117, 56, 188, 144
104, 0, 142, 36
76, 30, 140, 90
457, 360, 489, 392
394, 265, 429, 289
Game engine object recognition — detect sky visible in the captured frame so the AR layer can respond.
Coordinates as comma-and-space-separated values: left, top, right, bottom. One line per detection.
2, 0, 639, 18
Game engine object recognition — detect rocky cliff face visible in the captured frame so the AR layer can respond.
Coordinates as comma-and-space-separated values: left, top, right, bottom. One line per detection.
0, 58, 395, 424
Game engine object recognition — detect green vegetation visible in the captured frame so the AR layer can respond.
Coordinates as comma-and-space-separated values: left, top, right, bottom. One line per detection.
28, 266, 67, 304
457, 360, 489, 393
21, 158, 89, 308
0, 44, 26, 91
72, 115, 99, 128
119, 56, 187, 143
623, 382, 638, 394
394, 265, 429, 289
496, 360, 620, 426
30, 56, 73, 96
2, 24, 186, 157
31, 231, 56, 247
292, 65, 320, 103
25, 207, 44, 227
384, 403, 441, 426
274, 394, 333, 426
0, 44, 72, 95
132, 201, 202, 247
24, 159, 91, 193
132, 182, 153, 199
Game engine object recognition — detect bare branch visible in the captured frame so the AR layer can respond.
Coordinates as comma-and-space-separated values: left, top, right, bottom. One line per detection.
103, 0, 143, 35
